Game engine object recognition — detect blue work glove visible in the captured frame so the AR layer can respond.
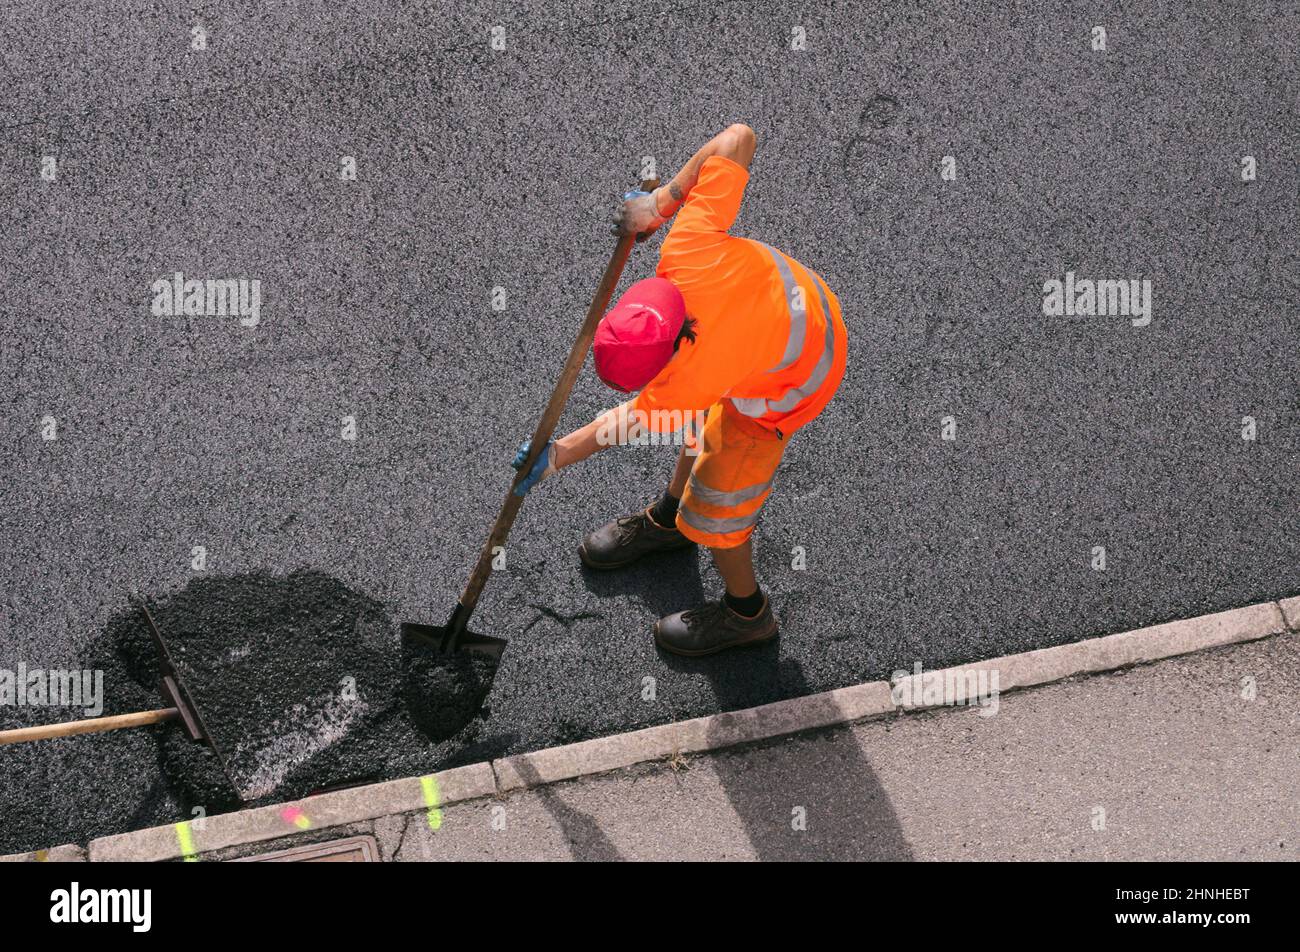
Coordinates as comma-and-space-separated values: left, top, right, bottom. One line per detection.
511, 439, 557, 497
611, 189, 666, 243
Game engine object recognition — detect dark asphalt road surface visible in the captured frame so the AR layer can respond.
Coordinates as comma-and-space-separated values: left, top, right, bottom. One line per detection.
2, 2, 1298, 852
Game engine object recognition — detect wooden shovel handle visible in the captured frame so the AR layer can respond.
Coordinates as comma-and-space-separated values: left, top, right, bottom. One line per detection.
457, 177, 660, 616
0, 707, 178, 745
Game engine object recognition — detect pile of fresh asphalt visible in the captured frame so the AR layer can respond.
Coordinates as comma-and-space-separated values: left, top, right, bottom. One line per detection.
0, 570, 498, 854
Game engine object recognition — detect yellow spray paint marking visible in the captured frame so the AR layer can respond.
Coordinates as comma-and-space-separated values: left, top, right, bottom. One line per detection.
280, 806, 312, 830
34, 850, 48, 862
420, 775, 443, 830
174, 821, 199, 862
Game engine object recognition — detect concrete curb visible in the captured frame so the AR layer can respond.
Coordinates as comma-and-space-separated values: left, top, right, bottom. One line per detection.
892, 601, 1288, 711
0, 843, 87, 863
495, 679, 896, 791
1279, 596, 1300, 632
9, 596, 1292, 861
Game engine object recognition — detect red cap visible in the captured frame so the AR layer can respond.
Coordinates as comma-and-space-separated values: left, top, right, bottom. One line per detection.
593, 277, 686, 392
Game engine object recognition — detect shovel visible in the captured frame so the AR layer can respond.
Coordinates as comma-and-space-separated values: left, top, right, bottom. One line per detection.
402, 176, 659, 658
0, 595, 242, 799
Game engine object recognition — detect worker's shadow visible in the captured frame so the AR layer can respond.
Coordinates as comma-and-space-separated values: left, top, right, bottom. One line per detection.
661, 647, 913, 861
581, 553, 910, 860
507, 756, 624, 862
578, 548, 706, 619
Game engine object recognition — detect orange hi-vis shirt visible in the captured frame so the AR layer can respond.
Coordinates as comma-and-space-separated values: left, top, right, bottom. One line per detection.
633, 155, 847, 436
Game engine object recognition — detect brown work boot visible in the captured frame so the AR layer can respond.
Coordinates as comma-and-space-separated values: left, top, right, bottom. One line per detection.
579, 507, 695, 570
654, 596, 778, 656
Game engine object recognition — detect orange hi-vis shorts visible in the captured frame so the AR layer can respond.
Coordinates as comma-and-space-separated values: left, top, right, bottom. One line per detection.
676, 400, 788, 548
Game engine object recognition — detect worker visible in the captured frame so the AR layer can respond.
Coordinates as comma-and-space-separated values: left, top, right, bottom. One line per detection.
511, 123, 847, 656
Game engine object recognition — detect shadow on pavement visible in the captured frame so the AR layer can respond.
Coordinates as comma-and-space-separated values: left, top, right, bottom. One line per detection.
507, 756, 623, 861
580, 532, 910, 858
578, 548, 706, 621
669, 649, 913, 861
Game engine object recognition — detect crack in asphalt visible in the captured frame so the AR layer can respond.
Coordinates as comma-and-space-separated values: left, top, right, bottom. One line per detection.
522, 605, 605, 633
391, 810, 413, 861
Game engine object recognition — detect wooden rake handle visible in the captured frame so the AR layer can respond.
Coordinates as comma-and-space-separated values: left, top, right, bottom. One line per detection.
0, 707, 178, 745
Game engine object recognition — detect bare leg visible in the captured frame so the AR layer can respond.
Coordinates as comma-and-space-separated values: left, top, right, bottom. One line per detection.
644, 444, 696, 530
710, 539, 759, 601
667, 443, 694, 498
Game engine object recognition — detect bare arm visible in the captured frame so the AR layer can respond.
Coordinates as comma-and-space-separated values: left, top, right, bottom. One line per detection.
553, 399, 645, 470
652, 123, 757, 219
615, 123, 757, 239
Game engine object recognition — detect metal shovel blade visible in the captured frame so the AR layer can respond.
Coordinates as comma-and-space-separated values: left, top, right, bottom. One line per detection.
400, 603, 507, 659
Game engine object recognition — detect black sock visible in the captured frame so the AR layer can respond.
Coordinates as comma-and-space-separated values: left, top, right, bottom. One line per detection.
649, 491, 680, 529
725, 587, 764, 618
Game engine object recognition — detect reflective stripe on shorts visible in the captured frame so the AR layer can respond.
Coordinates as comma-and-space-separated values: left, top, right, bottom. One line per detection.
677, 504, 763, 537
685, 473, 773, 507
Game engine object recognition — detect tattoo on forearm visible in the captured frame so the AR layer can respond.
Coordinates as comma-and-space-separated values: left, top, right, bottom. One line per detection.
669, 183, 683, 201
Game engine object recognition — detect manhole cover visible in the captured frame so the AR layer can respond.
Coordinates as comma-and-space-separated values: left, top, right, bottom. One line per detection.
233, 834, 380, 863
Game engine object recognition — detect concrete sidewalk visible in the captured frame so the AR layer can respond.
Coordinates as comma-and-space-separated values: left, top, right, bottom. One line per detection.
356, 628, 1298, 861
